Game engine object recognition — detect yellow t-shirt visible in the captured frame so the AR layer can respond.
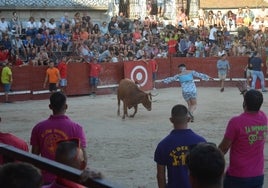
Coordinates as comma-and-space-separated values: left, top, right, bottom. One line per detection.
1, 66, 12, 84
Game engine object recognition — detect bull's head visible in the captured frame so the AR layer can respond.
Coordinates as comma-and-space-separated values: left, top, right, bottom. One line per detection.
142, 93, 152, 111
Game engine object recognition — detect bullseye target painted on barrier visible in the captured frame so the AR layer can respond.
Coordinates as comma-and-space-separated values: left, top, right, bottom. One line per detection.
130, 65, 148, 87
124, 61, 153, 90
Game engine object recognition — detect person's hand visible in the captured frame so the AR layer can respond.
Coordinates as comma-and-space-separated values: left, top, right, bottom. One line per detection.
236, 80, 247, 94
80, 168, 103, 182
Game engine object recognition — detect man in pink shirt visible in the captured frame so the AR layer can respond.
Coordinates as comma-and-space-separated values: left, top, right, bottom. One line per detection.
30, 92, 87, 184
219, 89, 268, 188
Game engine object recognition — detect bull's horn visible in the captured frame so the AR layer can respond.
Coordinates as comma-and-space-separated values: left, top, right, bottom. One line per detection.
150, 92, 158, 97
148, 94, 152, 102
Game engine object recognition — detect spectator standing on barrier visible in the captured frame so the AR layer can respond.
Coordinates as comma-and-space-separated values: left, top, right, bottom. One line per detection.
219, 87, 268, 188
217, 51, 230, 92
43, 139, 102, 188
1, 62, 13, 103
43, 61, 61, 93
187, 142, 225, 188
57, 57, 70, 94
0, 163, 43, 188
89, 57, 101, 97
162, 64, 213, 122
154, 104, 206, 188
30, 92, 88, 184
249, 51, 267, 92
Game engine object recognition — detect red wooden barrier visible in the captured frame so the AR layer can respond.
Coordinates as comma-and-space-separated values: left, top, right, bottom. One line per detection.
0, 56, 266, 102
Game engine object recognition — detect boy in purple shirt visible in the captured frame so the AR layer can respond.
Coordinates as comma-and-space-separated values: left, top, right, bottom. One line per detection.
154, 104, 206, 188
30, 92, 87, 184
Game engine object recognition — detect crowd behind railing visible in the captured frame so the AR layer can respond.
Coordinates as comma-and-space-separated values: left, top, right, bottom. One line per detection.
0, 6, 268, 66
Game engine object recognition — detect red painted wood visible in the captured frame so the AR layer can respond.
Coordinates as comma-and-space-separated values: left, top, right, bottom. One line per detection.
0, 56, 266, 102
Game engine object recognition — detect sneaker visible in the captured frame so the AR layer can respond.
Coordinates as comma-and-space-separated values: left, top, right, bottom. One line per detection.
262, 89, 267, 92
220, 88, 224, 92
189, 112, 194, 122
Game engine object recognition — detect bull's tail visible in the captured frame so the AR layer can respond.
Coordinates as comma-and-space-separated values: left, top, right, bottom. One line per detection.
117, 93, 120, 116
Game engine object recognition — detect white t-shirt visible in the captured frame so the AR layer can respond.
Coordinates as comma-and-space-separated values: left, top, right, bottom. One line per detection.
209, 27, 217, 40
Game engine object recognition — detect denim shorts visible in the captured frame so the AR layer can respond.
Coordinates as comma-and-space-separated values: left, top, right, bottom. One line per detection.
60, 79, 67, 87
224, 174, 264, 188
89, 77, 99, 86
3, 83, 11, 93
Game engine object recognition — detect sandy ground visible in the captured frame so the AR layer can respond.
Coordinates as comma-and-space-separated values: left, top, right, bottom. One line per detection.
0, 87, 268, 188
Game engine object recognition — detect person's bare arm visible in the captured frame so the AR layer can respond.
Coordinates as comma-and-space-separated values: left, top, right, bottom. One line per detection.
31, 145, 41, 155
81, 148, 88, 166
156, 164, 166, 188
43, 73, 48, 88
218, 137, 232, 155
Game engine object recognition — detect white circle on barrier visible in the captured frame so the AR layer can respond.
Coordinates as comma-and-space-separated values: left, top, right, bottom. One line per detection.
136, 72, 142, 80
130, 65, 148, 87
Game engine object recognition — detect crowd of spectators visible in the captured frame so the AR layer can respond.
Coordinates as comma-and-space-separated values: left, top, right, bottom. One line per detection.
0, 6, 268, 66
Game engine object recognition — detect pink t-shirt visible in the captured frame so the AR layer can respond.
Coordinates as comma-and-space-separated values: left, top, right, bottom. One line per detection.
30, 115, 87, 183
224, 111, 268, 177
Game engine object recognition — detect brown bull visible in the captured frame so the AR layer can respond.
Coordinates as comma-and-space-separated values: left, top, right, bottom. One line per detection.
117, 79, 152, 119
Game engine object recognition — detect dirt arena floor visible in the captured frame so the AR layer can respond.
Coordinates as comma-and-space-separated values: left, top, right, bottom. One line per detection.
0, 87, 267, 188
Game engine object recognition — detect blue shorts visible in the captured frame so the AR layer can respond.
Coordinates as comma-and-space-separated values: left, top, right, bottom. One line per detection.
182, 91, 197, 101
89, 77, 99, 86
3, 83, 11, 93
224, 174, 264, 188
152, 72, 157, 81
60, 79, 67, 87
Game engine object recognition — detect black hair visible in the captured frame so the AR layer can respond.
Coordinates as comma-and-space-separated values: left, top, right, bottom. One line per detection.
56, 139, 80, 166
50, 92, 67, 112
187, 143, 225, 187
178, 64, 186, 68
0, 163, 42, 188
171, 104, 189, 124
244, 89, 263, 111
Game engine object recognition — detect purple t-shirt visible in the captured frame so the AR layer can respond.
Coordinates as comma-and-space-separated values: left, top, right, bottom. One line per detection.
30, 115, 87, 183
225, 110, 268, 177
154, 129, 206, 188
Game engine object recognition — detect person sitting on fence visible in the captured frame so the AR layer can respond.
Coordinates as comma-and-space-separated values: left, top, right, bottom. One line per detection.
23, 34, 35, 60
55, 29, 71, 52
32, 48, 49, 66
78, 41, 94, 62
26, 16, 38, 38
10, 11, 22, 35
12, 34, 27, 59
